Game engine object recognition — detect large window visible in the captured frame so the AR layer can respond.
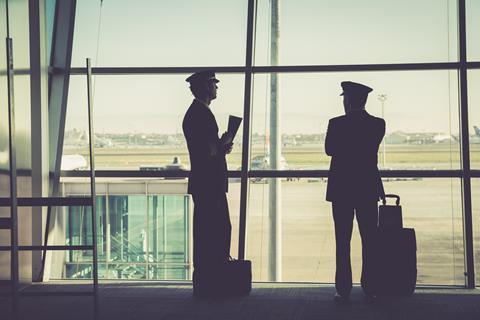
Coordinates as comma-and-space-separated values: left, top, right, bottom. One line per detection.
63, 74, 244, 170
71, 0, 248, 67
251, 71, 460, 170
52, 0, 480, 287
254, 0, 458, 65
246, 178, 464, 285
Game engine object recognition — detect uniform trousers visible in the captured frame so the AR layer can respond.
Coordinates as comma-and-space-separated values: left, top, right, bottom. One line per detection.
192, 192, 232, 271
332, 200, 378, 296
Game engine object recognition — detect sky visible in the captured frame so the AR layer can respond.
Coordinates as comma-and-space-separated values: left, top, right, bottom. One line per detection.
63, 0, 480, 136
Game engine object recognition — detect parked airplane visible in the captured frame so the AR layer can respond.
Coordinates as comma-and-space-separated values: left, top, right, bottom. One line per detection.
64, 129, 113, 148
432, 134, 455, 143
251, 154, 288, 170
61, 154, 87, 170
474, 126, 480, 137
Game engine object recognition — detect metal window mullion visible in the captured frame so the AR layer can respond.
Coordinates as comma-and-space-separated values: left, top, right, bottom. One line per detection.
0, 245, 94, 251
105, 184, 110, 277
61, 169, 464, 179
66, 62, 462, 76
184, 195, 189, 278
86, 58, 99, 291
6, 37, 19, 297
458, 0, 475, 288
238, 0, 256, 260
145, 182, 149, 280
467, 62, 480, 68
162, 196, 167, 278
40, 0, 77, 282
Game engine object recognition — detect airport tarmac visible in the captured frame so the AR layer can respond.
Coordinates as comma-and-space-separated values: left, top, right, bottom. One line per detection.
64, 142, 480, 169
224, 179, 478, 286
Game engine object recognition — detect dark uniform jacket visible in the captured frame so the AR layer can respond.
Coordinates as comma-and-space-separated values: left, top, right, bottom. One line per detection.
182, 99, 228, 195
325, 110, 385, 203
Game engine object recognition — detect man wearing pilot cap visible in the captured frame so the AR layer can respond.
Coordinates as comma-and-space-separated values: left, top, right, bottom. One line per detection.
182, 70, 233, 297
325, 81, 385, 303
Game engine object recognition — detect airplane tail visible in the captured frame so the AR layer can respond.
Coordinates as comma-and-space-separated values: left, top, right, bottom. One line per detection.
474, 126, 480, 136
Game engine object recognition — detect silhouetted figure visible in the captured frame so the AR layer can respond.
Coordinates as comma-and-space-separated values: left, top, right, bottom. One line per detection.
182, 70, 233, 295
325, 81, 385, 303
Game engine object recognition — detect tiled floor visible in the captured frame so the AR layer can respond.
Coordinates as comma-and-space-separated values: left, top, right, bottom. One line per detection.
0, 282, 479, 320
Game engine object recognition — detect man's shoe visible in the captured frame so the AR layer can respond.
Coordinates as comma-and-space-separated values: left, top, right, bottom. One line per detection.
333, 292, 350, 304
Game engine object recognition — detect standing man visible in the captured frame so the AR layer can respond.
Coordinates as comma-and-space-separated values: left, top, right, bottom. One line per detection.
325, 81, 385, 303
182, 70, 233, 296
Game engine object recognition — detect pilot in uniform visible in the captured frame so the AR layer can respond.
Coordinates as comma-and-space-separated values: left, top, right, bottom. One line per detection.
182, 71, 233, 288
325, 81, 385, 302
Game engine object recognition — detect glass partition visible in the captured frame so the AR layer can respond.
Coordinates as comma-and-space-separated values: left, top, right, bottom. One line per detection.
468, 70, 480, 168
255, 0, 458, 66
58, 180, 191, 280
472, 179, 480, 287
251, 71, 460, 170
64, 74, 244, 170
47, 0, 480, 287
71, 0, 248, 67
247, 178, 464, 285
467, 0, 480, 61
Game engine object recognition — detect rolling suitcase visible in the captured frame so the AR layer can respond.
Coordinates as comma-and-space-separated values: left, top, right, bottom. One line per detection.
376, 194, 417, 296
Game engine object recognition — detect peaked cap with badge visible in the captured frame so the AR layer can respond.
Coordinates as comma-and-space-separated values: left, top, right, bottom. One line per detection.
340, 81, 373, 97
185, 70, 220, 84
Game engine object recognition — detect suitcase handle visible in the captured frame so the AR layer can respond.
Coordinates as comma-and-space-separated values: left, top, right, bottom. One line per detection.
382, 194, 400, 205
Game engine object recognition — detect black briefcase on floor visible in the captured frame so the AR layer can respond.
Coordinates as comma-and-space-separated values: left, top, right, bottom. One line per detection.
193, 258, 252, 298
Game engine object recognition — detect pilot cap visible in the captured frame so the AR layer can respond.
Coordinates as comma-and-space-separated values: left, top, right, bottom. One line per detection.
185, 70, 219, 84
340, 81, 373, 96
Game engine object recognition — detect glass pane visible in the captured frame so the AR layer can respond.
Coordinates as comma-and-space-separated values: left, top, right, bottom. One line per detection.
42, 201, 103, 280
0, 0, 9, 199
251, 71, 460, 170
148, 195, 189, 280
109, 195, 147, 263
255, 0, 458, 66
467, 0, 480, 61
473, 179, 480, 287
13, 76, 32, 173
72, 0, 247, 67
8, 0, 30, 69
468, 70, 480, 168
247, 178, 464, 285
102, 263, 147, 280
59, 180, 194, 280
64, 74, 244, 170
227, 178, 242, 260
45, 0, 56, 60
0, 0, 8, 277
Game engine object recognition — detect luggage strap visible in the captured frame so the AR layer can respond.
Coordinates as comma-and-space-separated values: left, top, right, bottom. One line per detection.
382, 194, 400, 206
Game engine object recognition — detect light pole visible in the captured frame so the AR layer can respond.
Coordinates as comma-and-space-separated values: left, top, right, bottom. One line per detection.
377, 94, 387, 168
268, 0, 282, 282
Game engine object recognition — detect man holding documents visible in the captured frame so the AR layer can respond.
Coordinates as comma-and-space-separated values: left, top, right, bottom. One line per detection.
182, 70, 236, 296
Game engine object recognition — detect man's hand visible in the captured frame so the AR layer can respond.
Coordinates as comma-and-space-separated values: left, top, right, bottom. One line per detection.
220, 132, 233, 145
